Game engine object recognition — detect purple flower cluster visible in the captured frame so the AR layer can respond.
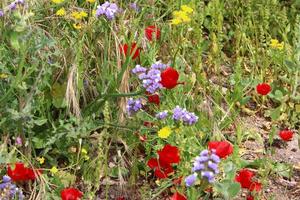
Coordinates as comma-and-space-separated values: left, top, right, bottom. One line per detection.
129, 3, 140, 12
127, 98, 142, 115
0, 175, 24, 200
185, 149, 220, 187
0, 10, 4, 17
8, 0, 25, 11
131, 62, 167, 94
156, 110, 168, 119
96, 1, 118, 20
172, 106, 198, 125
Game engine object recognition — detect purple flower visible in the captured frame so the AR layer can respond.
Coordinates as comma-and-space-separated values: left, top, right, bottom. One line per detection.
8, 2, 17, 10
0, 175, 24, 199
126, 98, 142, 115
0, 10, 4, 17
15, 0, 25, 5
129, 2, 140, 12
96, 1, 119, 20
156, 110, 168, 119
132, 65, 147, 74
185, 173, 197, 187
172, 106, 198, 125
201, 171, 215, 183
187, 149, 220, 186
16, 137, 22, 145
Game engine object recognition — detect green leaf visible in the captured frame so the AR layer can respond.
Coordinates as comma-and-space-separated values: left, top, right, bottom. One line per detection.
227, 182, 241, 198
10, 32, 20, 51
34, 119, 47, 126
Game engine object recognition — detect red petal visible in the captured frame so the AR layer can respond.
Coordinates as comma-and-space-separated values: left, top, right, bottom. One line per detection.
249, 181, 262, 192
246, 195, 254, 200
279, 130, 293, 141
147, 94, 160, 105
157, 144, 180, 164
235, 169, 255, 189
61, 188, 83, 200
208, 141, 233, 159
256, 83, 271, 95
145, 25, 161, 41
160, 67, 179, 89
147, 158, 159, 169
171, 192, 187, 200
119, 43, 140, 60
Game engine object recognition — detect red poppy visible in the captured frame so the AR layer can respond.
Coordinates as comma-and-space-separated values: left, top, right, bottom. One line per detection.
279, 130, 293, 141
256, 83, 271, 95
147, 158, 174, 179
7, 163, 41, 182
235, 169, 255, 189
171, 192, 187, 200
61, 188, 83, 200
157, 144, 180, 165
116, 197, 125, 200
145, 25, 161, 41
246, 195, 254, 200
249, 181, 262, 192
147, 93, 160, 105
208, 141, 233, 159
160, 67, 181, 89
119, 43, 140, 60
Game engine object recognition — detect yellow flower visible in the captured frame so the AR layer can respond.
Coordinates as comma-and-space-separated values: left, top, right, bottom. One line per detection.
158, 126, 172, 138
56, 8, 66, 16
170, 18, 182, 25
92, 10, 96, 16
171, 9, 192, 25
86, 0, 96, 3
181, 5, 193, 13
270, 39, 279, 48
270, 39, 284, 50
50, 166, 58, 175
71, 11, 88, 20
51, 0, 64, 4
81, 148, 88, 154
79, 11, 88, 18
73, 23, 82, 30
0, 73, 8, 79
36, 157, 45, 164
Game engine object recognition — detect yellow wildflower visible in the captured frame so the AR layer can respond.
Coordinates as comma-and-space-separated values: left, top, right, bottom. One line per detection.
181, 5, 193, 13
36, 157, 45, 164
51, 0, 64, 4
50, 166, 58, 175
170, 18, 182, 25
71, 11, 88, 20
0, 73, 8, 79
92, 10, 96, 16
158, 126, 172, 138
56, 8, 66, 16
79, 11, 88, 18
81, 148, 88, 154
73, 23, 82, 30
86, 0, 96, 3
270, 39, 284, 50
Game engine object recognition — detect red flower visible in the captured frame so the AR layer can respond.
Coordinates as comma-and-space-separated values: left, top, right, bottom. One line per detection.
61, 188, 83, 200
235, 169, 255, 189
208, 141, 233, 159
147, 158, 174, 179
249, 182, 262, 192
256, 83, 271, 95
145, 25, 161, 41
116, 197, 125, 200
171, 192, 187, 200
7, 163, 41, 182
146, 92, 160, 105
119, 43, 140, 60
279, 130, 293, 141
246, 195, 254, 200
160, 67, 181, 89
157, 144, 180, 165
